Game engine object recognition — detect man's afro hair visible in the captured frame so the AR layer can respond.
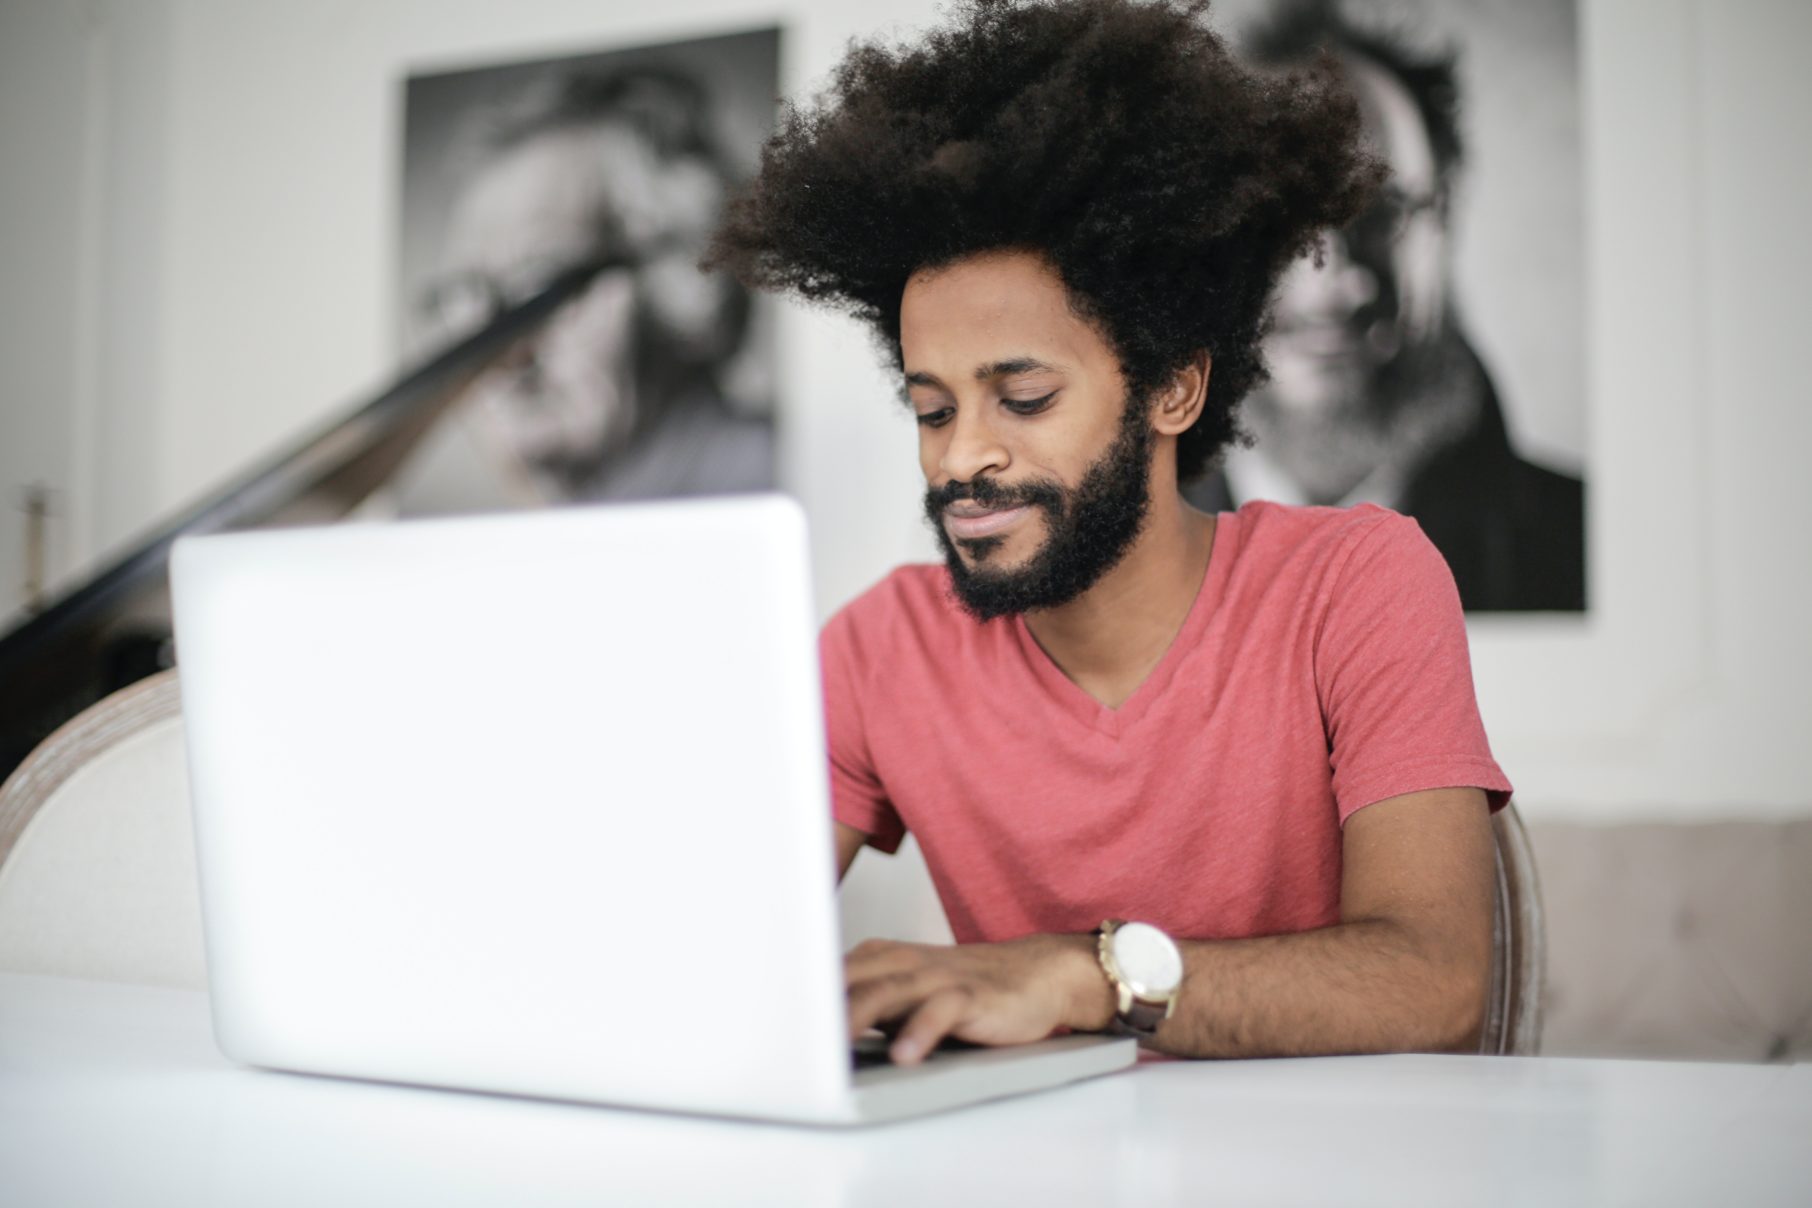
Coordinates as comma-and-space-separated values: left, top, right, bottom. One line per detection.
706, 0, 1382, 481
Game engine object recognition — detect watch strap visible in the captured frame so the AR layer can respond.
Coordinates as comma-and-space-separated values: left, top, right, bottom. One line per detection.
1114, 998, 1171, 1037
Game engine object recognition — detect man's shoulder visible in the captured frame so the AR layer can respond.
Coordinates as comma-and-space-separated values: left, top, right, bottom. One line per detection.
1216, 500, 1443, 620
822, 563, 964, 654
837, 562, 954, 618
1229, 499, 1412, 568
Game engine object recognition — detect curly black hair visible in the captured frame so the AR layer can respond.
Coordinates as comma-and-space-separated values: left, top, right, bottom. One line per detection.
706, 0, 1382, 481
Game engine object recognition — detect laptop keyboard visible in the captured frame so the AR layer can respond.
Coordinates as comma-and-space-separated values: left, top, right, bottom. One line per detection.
850, 1035, 985, 1069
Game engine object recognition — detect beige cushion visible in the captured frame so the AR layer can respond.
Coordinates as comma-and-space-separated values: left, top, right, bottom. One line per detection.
1529, 818, 1812, 1062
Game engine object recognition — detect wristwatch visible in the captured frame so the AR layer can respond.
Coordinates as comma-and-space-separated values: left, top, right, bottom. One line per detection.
1094, 919, 1184, 1037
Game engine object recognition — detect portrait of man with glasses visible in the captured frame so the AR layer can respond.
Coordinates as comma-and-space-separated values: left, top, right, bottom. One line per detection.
1185, 0, 1587, 612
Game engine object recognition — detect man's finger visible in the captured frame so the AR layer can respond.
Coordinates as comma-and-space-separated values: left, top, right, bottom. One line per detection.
843, 939, 924, 982
846, 968, 948, 1040
890, 987, 975, 1065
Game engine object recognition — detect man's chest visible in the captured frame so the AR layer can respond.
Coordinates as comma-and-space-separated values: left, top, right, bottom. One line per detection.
864, 641, 1333, 840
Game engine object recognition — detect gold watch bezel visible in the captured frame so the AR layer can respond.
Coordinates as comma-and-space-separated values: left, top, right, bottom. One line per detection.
1096, 919, 1180, 1019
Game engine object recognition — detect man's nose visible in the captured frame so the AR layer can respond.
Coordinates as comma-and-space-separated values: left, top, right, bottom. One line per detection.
937, 403, 1010, 483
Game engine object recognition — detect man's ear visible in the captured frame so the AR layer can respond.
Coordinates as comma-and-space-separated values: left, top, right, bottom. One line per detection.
1152, 352, 1211, 437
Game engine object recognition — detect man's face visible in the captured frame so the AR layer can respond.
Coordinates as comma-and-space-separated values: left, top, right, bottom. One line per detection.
421, 120, 732, 490
900, 250, 1155, 621
1262, 52, 1449, 426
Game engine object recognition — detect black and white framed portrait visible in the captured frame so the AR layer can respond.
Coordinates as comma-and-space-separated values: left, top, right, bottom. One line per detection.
394, 27, 780, 512
1188, 0, 1586, 612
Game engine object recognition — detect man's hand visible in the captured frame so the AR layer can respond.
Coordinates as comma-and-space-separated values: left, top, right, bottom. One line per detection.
844, 934, 1114, 1065
839, 789, 1494, 1061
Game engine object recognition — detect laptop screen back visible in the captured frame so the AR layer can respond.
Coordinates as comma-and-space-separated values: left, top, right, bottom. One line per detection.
171, 495, 852, 1118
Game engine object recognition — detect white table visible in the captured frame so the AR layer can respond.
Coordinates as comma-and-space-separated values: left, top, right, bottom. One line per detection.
2, 973, 1806, 1207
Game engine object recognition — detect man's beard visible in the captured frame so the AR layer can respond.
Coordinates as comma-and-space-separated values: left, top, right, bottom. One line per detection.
923, 394, 1155, 622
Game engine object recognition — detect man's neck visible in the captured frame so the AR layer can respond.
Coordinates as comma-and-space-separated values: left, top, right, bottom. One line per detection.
1020, 491, 1216, 710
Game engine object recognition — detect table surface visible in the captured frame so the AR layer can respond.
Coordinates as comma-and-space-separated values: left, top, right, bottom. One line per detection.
3, 973, 1807, 1208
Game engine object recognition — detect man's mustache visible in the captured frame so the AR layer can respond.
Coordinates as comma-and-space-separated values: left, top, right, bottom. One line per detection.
924, 476, 1065, 515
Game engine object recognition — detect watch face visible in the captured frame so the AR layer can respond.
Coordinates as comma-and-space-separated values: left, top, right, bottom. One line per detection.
1113, 922, 1183, 998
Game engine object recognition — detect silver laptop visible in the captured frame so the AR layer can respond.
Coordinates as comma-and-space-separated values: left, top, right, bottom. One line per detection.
169, 494, 1133, 1125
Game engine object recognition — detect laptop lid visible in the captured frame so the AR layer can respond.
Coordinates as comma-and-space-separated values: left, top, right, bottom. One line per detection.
171, 494, 853, 1120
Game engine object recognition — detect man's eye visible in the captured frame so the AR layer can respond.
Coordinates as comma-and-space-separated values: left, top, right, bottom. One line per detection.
1004, 391, 1057, 415
916, 408, 955, 428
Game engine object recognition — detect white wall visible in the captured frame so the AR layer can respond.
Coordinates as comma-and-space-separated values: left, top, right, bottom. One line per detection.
1469, 0, 1812, 823
0, 0, 87, 623
2, 0, 1808, 842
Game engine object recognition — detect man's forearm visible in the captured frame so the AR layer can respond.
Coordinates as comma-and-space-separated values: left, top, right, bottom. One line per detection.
1049, 918, 1488, 1059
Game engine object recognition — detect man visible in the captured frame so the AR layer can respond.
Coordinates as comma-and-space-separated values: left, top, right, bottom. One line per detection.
412, 65, 774, 505
1183, 0, 1587, 612
710, 0, 1512, 1062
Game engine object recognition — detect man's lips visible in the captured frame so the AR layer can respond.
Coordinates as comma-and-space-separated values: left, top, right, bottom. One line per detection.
943, 504, 1032, 540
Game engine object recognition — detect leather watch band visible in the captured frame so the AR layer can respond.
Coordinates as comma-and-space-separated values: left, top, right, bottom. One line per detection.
1117, 998, 1170, 1037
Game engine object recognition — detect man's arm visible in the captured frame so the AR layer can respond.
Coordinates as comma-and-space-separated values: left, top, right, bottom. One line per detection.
1126, 785, 1495, 1057
834, 821, 867, 884
845, 787, 1496, 1062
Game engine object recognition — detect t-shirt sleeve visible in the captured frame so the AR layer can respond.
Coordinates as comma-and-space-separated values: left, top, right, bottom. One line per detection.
819, 608, 907, 854
1314, 511, 1514, 824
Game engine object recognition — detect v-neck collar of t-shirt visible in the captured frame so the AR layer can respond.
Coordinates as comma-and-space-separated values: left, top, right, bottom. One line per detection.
1009, 509, 1240, 740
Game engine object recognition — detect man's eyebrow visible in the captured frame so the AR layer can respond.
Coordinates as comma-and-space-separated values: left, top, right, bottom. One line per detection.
975, 357, 1063, 380
902, 358, 1065, 393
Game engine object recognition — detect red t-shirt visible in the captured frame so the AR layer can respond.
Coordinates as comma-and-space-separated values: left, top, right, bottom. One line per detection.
819, 501, 1513, 945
